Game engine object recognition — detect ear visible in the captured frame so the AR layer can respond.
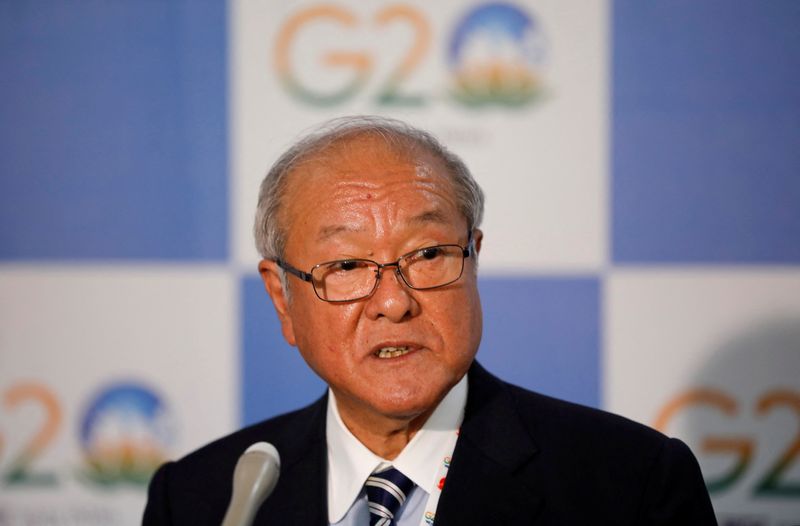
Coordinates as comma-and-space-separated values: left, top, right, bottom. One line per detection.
258, 259, 297, 347
472, 228, 483, 254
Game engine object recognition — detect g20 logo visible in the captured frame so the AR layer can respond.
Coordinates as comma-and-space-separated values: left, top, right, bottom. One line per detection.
0, 380, 172, 488
274, 3, 548, 107
654, 388, 800, 497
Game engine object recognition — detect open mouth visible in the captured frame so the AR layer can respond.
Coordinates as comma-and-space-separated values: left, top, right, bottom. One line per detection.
374, 346, 411, 359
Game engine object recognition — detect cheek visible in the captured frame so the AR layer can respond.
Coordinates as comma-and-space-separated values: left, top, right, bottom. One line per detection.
453, 287, 483, 352
291, 302, 361, 359
430, 288, 482, 350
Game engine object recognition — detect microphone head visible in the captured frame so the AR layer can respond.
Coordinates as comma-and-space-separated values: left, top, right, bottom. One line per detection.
222, 442, 281, 526
234, 441, 281, 498
244, 441, 280, 465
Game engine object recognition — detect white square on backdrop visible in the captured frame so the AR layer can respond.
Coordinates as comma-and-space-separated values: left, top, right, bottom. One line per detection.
604, 268, 800, 521
231, 0, 608, 272
0, 267, 237, 524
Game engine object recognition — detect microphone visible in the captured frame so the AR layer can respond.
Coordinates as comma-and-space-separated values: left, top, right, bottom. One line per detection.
221, 442, 281, 526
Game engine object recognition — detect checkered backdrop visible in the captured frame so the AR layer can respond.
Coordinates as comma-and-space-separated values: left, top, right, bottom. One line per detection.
1, 1, 798, 524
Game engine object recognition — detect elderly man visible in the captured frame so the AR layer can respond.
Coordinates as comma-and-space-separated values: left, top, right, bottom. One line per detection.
144, 116, 716, 525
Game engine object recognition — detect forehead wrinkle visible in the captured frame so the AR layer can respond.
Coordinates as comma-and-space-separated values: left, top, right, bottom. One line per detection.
314, 208, 455, 246
325, 171, 445, 205
287, 144, 460, 248
310, 179, 458, 243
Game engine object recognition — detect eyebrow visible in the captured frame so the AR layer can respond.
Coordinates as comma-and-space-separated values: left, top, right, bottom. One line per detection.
314, 209, 451, 243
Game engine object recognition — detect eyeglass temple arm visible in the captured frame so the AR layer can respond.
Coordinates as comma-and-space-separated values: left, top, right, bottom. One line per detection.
275, 259, 313, 282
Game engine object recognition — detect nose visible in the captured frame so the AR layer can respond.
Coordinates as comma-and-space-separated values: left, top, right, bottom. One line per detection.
363, 266, 419, 322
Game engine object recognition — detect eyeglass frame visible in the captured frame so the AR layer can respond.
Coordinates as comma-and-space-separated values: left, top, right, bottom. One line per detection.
274, 232, 475, 303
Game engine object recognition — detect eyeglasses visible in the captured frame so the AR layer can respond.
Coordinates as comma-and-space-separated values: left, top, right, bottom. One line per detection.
275, 237, 474, 303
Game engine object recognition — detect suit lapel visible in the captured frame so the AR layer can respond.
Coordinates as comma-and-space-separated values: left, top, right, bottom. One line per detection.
435, 362, 544, 525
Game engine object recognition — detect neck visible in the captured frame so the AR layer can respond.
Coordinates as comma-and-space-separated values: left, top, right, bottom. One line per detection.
334, 399, 435, 460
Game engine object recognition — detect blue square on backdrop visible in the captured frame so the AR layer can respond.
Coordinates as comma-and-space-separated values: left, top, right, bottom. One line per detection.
242, 275, 600, 426
242, 275, 327, 427
0, 2, 227, 260
613, 1, 800, 263
477, 277, 600, 408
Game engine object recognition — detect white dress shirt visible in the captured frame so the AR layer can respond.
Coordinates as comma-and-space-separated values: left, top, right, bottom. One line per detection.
326, 375, 468, 526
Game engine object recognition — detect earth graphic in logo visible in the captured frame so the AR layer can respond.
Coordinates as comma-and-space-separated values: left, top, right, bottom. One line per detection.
448, 3, 547, 107
79, 382, 172, 486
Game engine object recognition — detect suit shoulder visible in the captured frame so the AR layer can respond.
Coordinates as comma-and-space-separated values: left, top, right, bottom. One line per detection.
168, 395, 326, 483
504, 381, 670, 453
459, 365, 715, 522
505, 382, 712, 512
144, 397, 327, 524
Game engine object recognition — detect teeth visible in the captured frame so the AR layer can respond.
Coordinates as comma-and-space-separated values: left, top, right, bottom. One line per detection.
375, 346, 410, 358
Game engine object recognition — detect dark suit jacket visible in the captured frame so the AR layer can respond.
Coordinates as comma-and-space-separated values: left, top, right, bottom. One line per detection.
143, 362, 717, 525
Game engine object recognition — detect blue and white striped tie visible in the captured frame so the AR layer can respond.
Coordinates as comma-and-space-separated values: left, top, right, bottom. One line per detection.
365, 466, 415, 526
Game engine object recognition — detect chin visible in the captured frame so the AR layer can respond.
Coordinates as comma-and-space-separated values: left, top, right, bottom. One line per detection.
371, 388, 442, 420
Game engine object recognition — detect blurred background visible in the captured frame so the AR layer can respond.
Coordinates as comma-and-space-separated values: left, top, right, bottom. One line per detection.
1, 1, 798, 524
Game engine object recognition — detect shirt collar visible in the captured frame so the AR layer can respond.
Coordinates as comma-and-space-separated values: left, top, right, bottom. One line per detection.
326, 374, 468, 523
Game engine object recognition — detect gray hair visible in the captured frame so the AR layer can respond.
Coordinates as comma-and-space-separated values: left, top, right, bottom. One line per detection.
253, 115, 485, 260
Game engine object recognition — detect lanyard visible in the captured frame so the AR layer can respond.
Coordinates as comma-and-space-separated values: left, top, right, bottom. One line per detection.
418, 427, 459, 526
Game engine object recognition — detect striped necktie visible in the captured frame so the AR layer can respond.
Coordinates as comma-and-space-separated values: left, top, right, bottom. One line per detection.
364, 466, 415, 526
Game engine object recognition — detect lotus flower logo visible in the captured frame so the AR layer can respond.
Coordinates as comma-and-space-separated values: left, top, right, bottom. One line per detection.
448, 3, 547, 107
79, 382, 172, 487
